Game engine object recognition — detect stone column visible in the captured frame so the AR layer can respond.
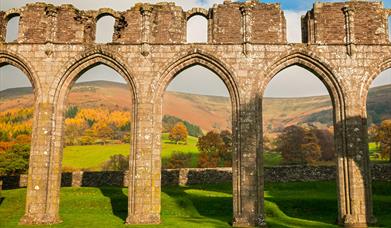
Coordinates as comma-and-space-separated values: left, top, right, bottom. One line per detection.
240, 4, 253, 55
233, 96, 265, 227
20, 102, 61, 225
342, 6, 355, 56
140, 5, 152, 56
126, 102, 160, 224
336, 94, 375, 227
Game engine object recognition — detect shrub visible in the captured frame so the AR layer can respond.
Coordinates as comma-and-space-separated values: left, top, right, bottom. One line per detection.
101, 154, 129, 171
164, 151, 192, 169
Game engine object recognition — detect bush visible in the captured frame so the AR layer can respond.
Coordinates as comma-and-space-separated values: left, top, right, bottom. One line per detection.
197, 130, 232, 168
163, 151, 192, 169
0, 143, 30, 176
101, 154, 129, 171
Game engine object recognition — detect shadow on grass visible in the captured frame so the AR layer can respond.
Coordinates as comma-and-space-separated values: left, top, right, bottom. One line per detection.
163, 185, 232, 226
0, 197, 4, 206
99, 187, 128, 223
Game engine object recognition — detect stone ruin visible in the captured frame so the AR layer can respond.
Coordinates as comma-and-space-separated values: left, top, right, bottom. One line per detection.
1, 0, 391, 227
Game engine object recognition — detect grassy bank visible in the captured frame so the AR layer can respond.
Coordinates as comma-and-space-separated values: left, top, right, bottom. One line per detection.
1, 181, 390, 227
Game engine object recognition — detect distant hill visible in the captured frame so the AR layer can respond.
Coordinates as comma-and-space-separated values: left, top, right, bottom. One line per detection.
1, 81, 390, 132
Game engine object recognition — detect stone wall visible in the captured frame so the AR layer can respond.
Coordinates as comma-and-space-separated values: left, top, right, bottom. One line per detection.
2, 164, 390, 189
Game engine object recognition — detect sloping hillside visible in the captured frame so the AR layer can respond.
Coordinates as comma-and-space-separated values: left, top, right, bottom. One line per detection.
1, 81, 390, 132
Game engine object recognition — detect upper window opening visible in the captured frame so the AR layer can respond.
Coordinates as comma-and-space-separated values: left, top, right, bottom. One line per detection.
6, 15, 20, 42
388, 16, 391, 42
95, 15, 115, 43
285, 11, 304, 43
186, 15, 208, 43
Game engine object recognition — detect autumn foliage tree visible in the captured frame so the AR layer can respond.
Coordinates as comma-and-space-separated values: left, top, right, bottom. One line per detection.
375, 119, 391, 162
197, 130, 232, 168
169, 122, 188, 144
277, 125, 321, 165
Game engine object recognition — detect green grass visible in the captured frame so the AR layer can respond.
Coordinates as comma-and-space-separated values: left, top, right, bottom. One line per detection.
369, 142, 389, 163
264, 151, 282, 167
161, 133, 199, 168
62, 134, 200, 171
62, 140, 385, 171
1, 181, 390, 228
62, 144, 131, 171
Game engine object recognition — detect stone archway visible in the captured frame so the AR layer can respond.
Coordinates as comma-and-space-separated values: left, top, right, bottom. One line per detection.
20, 49, 138, 224
259, 51, 374, 226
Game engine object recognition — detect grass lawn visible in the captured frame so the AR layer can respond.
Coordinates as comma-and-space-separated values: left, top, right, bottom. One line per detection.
1, 181, 390, 228
62, 144, 131, 171
62, 134, 200, 171
161, 133, 199, 167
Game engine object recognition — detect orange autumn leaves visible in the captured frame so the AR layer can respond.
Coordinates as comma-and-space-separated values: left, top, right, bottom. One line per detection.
64, 108, 131, 145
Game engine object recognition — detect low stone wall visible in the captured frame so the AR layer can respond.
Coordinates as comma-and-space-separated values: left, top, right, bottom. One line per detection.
1, 164, 391, 189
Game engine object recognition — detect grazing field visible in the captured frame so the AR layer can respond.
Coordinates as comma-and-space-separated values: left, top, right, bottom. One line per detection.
62, 141, 383, 171
62, 133, 200, 171
1, 181, 390, 227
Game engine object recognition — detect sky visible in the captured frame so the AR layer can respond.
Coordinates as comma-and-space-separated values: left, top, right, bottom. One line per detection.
0, 0, 390, 97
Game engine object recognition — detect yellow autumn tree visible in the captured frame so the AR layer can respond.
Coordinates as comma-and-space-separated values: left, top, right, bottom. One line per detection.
169, 122, 188, 144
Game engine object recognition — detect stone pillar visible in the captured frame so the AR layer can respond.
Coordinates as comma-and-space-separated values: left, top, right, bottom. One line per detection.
336, 97, 375, 227
20, 102, 61, 225
126, 102, 160, 224
140, 5, 152, 56
240, 4, 253, 55
343, 6, 355, 56
233, 97, 265, 227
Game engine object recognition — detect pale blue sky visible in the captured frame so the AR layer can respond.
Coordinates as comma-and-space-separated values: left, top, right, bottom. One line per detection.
0, 0, 390, 97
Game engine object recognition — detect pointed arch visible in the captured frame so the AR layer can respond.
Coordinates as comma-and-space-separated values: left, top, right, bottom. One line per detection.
154, 49, 239, 108
0, 50, 41, 98
260, 51, 345, 118
361, 56, 391, 111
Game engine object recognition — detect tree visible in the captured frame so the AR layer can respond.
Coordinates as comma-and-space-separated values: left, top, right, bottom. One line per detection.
301, 130, 321, 164
93, 122, 114, 145
276, 125, 322, 165
164, 151, 192, 169
0, 144, 30, 176
219, 130, 233, 166
276, 125, 306, 164
101, 154, 129, 171
311, 128, 335, 161
197, 131, 226, 168
377, 119, 391, 162
169, 122, 188, 144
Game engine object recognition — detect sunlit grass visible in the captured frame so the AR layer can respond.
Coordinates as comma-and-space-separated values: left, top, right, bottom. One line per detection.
1, 181, 390, 228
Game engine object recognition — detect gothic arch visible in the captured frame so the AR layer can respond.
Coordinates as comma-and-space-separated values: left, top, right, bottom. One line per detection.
0, 50, 41, 98
259, 51, 345, 119
46, 49, 138, 216
360, 56, 391, 111
153, 49, 240, 107
153, 49, 244, 215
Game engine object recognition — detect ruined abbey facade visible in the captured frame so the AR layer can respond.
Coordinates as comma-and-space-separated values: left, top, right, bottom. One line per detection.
1, 0, 390, 227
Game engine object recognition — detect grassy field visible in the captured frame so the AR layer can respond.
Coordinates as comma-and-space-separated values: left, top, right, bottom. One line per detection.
1, 181, 390, 227
62, 133, 200, 171
62, 139, 386, 171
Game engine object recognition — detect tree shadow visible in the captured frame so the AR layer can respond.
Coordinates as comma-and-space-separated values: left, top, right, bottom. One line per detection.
99, 187, 128, 222
162, 185, 232, 226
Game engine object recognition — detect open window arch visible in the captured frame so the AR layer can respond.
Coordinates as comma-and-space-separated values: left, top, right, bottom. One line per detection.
388, 15, 391, 42
5, 13, 21, 42
186, 10, 209, 43
95, 13, 116, 43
